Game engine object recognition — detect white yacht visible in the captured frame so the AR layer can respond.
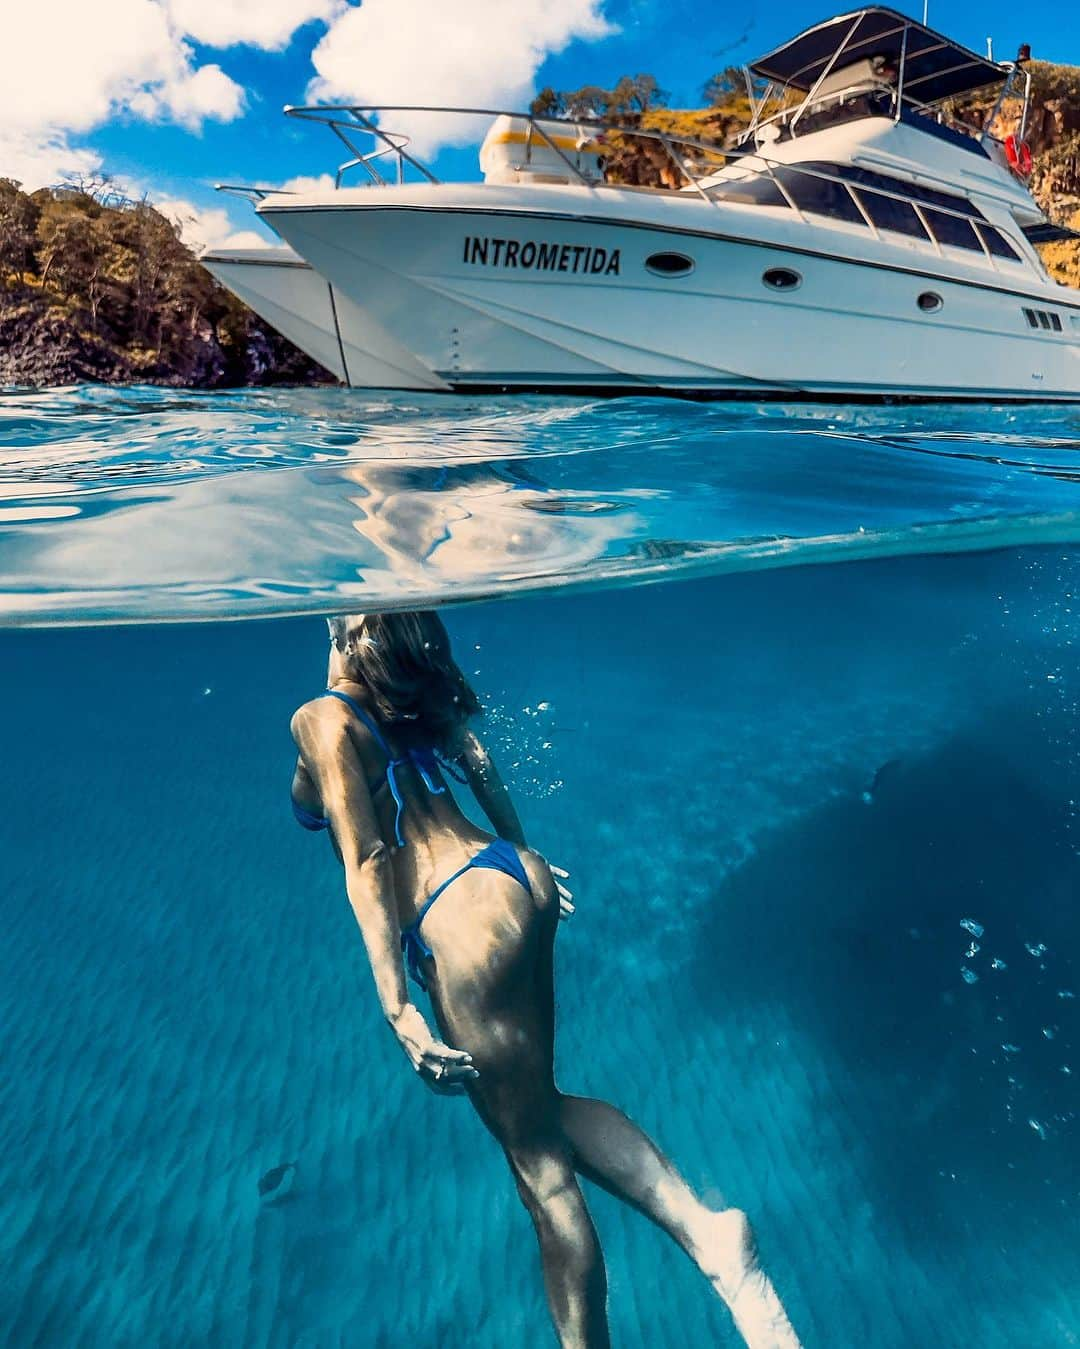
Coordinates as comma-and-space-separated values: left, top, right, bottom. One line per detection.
211, 7, 1080, 400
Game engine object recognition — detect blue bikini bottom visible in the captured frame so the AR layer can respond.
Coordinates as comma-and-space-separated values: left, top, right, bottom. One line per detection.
401, 839, 531, 991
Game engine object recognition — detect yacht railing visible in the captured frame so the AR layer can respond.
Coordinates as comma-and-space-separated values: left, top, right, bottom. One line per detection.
215, 185, 289, 202
739, 70, 1027, 151
980, 63, 1033, 145
282, 103, 729, 193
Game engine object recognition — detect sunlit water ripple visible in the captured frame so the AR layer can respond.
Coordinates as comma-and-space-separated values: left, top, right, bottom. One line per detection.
3, 384, 1080, 623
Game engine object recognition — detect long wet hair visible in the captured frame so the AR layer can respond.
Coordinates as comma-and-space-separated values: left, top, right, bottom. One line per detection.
331, 610, 481, 752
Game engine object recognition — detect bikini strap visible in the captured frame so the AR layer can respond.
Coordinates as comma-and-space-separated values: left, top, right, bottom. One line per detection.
321, 690, 454, 849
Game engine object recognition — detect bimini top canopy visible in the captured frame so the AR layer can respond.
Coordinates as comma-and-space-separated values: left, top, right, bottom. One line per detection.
750, 7, 1007, 104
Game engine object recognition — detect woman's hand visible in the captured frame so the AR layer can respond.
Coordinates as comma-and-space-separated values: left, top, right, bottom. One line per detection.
550, 864, 575, 921
389, 1004, 479, 1095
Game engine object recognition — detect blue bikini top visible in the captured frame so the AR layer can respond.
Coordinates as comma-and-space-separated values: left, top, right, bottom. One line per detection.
292, 689, 462, 847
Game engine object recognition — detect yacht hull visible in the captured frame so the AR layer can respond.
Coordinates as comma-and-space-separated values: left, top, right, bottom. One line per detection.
259, 187, 1080, 401
200, 246, 450, 390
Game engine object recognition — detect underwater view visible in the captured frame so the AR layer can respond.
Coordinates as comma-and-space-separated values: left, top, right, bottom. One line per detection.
1, 387, 1078, 1348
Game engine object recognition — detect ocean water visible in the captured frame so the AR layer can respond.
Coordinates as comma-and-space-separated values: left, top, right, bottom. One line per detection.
1, 386, 1078, 1348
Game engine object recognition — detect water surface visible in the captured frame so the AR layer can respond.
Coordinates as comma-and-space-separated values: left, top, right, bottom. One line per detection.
0, 387, 1077, 1346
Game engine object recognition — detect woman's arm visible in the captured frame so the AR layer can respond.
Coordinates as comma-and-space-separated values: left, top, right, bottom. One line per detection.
291, 701, 478, 1092
456, 727, 526, 846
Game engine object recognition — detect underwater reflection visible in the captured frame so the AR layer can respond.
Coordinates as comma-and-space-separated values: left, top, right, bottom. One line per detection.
334, 459, 642, 591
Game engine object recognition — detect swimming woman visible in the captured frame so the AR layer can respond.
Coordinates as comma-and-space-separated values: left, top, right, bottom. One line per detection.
290, 611, 801, 1349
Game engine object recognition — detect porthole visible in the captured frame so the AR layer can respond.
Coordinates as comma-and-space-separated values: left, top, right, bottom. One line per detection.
645, 251, 694, 277
917, 291, 943, 313
762, 267, 801, 291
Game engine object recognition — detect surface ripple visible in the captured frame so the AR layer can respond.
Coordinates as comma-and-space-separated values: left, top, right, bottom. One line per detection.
3, 386, 1080, 623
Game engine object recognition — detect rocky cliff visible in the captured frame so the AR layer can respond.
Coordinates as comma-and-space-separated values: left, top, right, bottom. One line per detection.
0, 182, 332, 388
931, 61, 1080, 284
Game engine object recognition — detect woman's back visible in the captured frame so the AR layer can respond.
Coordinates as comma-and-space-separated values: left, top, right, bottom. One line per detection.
291, 682, 490, 924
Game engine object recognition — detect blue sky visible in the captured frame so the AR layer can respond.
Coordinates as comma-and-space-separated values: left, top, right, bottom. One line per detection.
5, 0, 1078, 249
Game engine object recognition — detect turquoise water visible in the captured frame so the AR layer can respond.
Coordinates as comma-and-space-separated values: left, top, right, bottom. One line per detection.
1, 387, 1078, 1346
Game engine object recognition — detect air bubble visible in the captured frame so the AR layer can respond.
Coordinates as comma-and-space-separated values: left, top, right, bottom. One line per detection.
961, 968, 978, 985
1025, 942, 1048, 957
991, 958, 1007, 971
960, 919, 984, 938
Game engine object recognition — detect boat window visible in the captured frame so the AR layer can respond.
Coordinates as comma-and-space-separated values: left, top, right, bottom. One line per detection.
886, 177, 983, 219
976, 224, 1022, 260
918, 292, 943, 313
709, 175, 790, 209
920, 208, 982, 252
797, 161, 985, 220
762, 267, 802, 291
775, 167, 866, 224
1024, 307, 1066, 332
645, 252, 695, 277
855, 191, 930, 241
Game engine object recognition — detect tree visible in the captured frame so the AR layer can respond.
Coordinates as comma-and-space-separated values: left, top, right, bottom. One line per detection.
0, 178, 41, 278
610, 74, 667, 115
530, 73, 667, 122
704, 66, 748, 105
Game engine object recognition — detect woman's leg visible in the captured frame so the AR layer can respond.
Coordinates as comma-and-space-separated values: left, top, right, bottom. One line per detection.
525, 869, 800, 1348
426, 869, 610, 1348
559, 1093, 713, 1250
559, 1096, 801, 1349
502, 1138, 610, 1349
426, 861, 799, 1348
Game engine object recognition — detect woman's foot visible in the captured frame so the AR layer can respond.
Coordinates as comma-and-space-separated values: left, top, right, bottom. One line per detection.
688, 1207, 802, 1349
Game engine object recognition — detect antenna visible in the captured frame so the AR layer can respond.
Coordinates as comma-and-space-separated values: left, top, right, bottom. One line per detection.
987, 37, 994, 61
922, 0, 928, 23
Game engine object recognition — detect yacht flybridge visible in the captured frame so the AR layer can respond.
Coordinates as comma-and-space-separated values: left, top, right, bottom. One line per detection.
203, 7, 1080, 400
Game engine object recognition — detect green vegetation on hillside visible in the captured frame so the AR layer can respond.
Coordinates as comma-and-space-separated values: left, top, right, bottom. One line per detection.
0, 179, 329, 387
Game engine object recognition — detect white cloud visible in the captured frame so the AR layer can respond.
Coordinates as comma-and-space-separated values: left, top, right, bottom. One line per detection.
0, 0, 343, 193
128, 62, 245, 131
275, 173, 337, 194
165, 0, 343, 51
154, 197, 270, 252
0, 0, 244, 137
0, 131, 103, 193
308, 0, 615, 153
